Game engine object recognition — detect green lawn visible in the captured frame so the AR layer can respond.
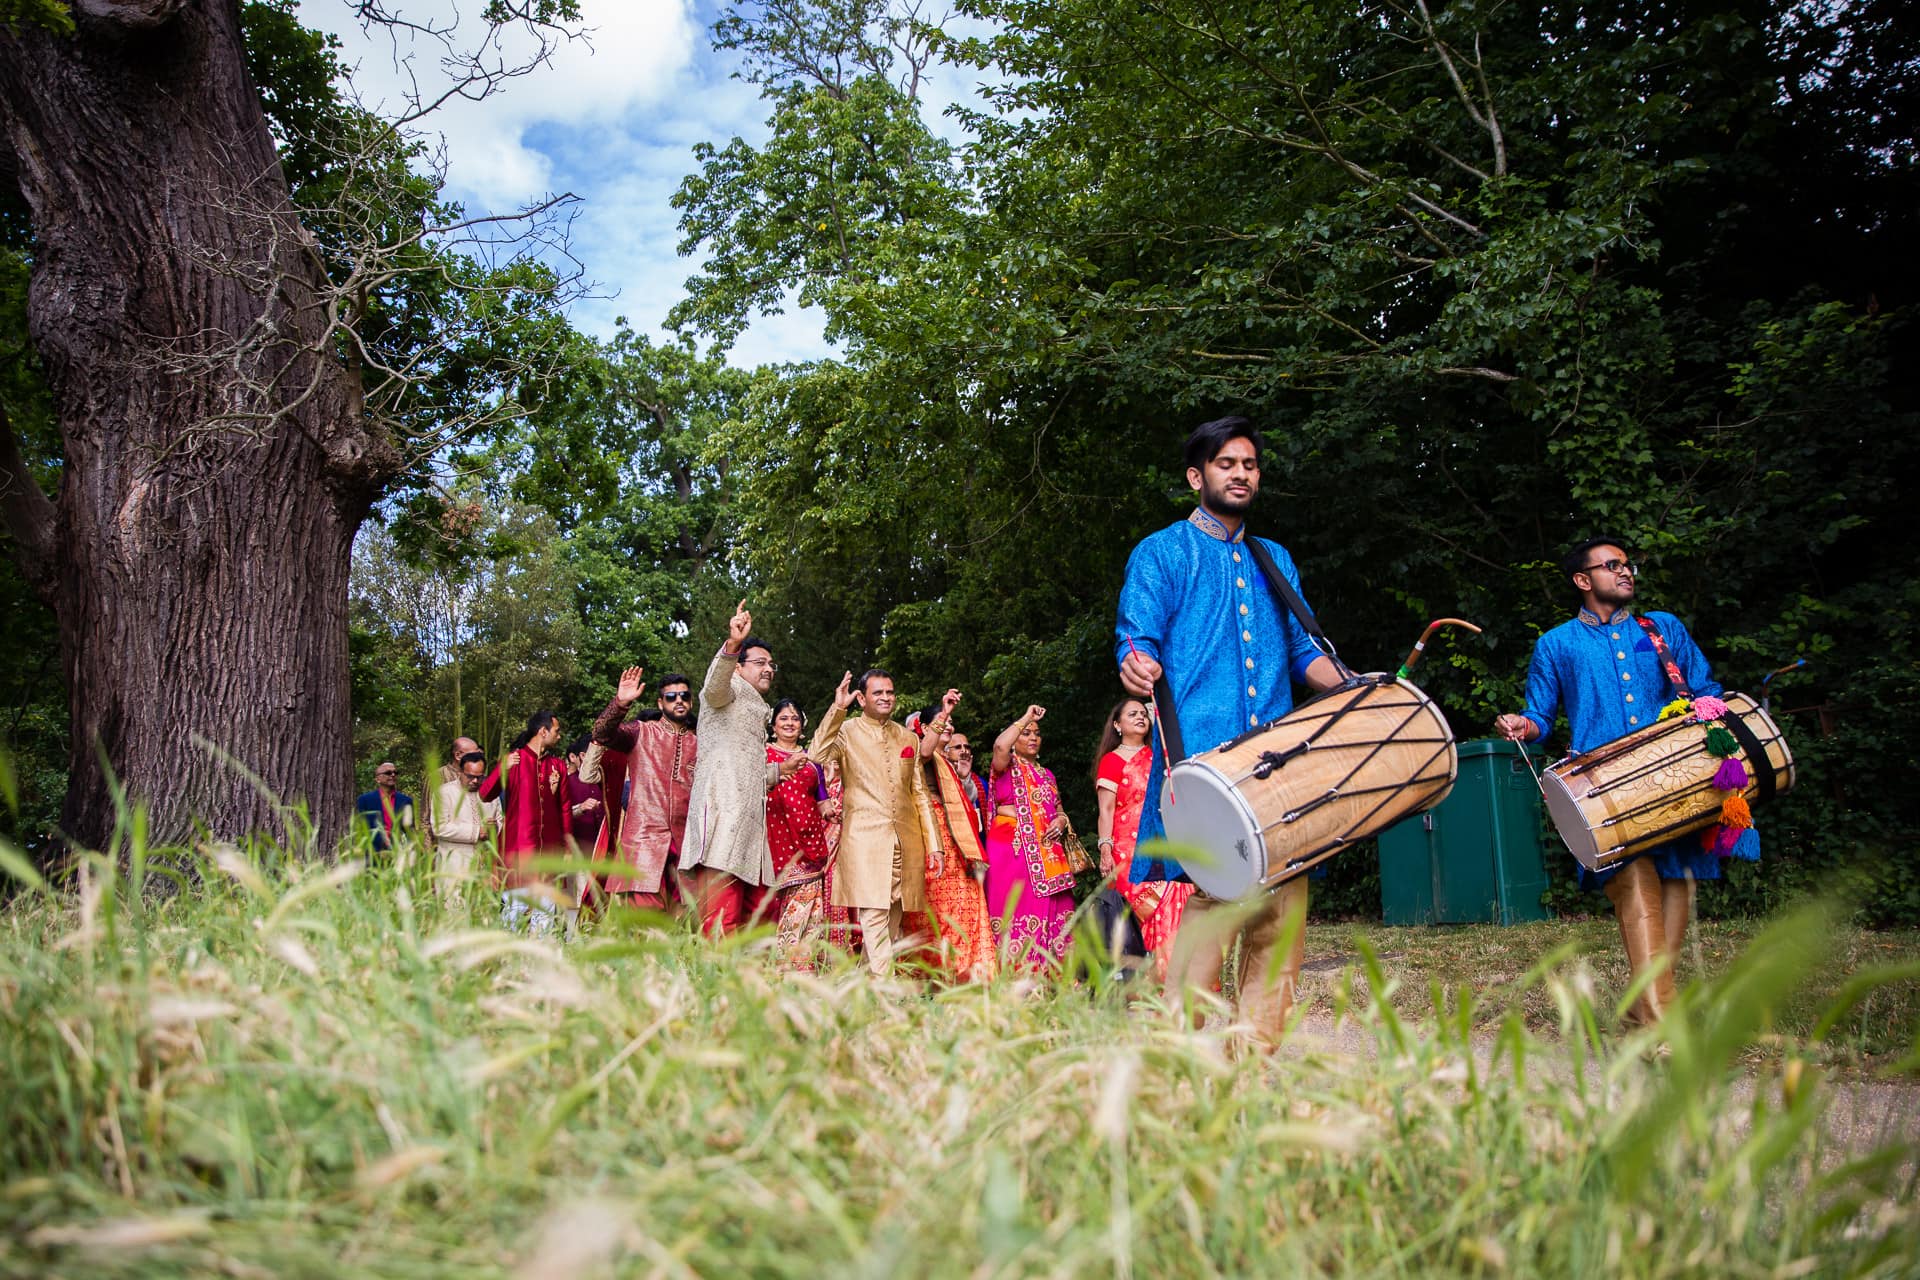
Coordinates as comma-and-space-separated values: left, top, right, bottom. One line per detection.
0, 845, 1915, 1278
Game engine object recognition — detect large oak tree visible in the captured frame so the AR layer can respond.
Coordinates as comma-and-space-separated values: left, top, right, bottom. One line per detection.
0, 0, 576, 852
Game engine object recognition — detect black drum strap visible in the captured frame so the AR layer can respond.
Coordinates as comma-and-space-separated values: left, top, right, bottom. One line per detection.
1152, 672, 1186, 764
1716, 706, 1777, 804
1244, 536, 1354, 681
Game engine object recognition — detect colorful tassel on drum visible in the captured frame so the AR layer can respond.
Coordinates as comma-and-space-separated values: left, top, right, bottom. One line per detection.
1696, 702, 1761, 861
1689, 695, 1730, 722
1712, 757, 1750, 790
1719, 792, 1753, 829
1658, 697, 1693, 722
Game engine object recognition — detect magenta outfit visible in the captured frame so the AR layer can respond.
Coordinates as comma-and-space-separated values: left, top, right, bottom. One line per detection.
983, 764, 1077, 971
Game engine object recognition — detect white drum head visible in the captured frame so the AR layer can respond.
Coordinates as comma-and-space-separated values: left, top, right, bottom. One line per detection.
1541, 769, 1608, 871
1159, 759, 1267, 900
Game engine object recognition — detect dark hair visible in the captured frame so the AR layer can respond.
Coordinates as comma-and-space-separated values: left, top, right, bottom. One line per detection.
1092, 697, 1150, 781
568, 732, 592, 757
854, 667, 892, 695
1562, 537, 1628, 591
738, 636, 772, 663
657, 671, 692, 693
766, 697, 807, 739
508, 709, 557, 753
1183, 415, 1264, 472
917, 702, 944, 727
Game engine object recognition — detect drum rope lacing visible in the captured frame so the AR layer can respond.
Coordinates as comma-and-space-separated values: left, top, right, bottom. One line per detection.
1232, 678, 1455, 879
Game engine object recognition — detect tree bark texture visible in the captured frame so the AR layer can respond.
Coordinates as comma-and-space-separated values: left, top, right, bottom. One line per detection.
0, 1, 398, 852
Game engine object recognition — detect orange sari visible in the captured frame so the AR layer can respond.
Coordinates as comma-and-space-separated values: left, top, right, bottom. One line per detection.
908, 752, 997, 983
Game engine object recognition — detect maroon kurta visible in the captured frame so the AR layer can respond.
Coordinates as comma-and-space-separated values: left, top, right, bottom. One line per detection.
591, 699, 696, 896
481, 747, 570, 890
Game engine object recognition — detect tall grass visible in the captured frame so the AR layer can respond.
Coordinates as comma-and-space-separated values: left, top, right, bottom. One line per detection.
0, 820, 1915, 1279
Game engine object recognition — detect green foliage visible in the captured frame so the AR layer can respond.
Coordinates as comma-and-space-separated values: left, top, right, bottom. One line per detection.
667, 0, 1920, 922
0, 0, 70, 35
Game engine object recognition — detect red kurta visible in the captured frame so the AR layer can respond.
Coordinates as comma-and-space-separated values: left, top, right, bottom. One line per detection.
591, 700, 696, 897
482, 747, 570, 890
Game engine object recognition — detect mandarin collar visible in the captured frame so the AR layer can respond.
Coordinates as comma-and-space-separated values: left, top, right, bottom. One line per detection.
1187, 507, 1246, 543
1577, 606, 1632, 627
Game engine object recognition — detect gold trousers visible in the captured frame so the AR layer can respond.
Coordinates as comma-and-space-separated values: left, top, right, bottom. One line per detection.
1602, 857, 1694, 1024
1166, 876, 1309, 1051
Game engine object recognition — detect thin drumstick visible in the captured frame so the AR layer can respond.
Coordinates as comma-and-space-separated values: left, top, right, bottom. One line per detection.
1123, 632, 1176, 806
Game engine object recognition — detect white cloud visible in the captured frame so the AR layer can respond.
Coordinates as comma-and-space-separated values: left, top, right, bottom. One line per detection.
292, 0, 843, 364
299, 0, 698, 207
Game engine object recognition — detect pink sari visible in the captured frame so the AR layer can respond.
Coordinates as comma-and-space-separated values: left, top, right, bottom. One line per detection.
984, 758, 1076, 971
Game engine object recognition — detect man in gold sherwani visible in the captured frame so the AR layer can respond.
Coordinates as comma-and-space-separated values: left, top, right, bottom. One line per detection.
810, 668, 929, 976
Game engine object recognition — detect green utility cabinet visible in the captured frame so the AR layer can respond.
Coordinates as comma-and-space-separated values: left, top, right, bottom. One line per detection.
1379, 739, 1552, 926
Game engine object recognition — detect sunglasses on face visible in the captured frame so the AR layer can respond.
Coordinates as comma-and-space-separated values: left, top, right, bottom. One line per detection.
660, 691, 692, 702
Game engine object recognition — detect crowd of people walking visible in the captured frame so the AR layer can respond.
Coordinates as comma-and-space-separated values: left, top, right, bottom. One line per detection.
369, 600, 1176, 981
358, 415, 1747, 1045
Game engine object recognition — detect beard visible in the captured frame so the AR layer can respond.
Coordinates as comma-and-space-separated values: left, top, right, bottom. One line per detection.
661, 702, 694, 727
1202, 474, 1255, 514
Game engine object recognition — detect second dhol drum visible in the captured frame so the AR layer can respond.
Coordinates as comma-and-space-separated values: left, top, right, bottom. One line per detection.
1158, 674, 1458, 900
1541, 692, 1794, 872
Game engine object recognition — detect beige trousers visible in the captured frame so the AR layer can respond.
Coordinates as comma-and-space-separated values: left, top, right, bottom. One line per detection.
857, 842, 906, 977
436, 840, 480, 901
1166, 876, 1309, 1051
1603, 857, 1694, 1025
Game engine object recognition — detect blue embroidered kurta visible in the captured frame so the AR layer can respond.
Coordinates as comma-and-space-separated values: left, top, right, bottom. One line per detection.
1519, 606, 1727, 885
1114, 509, 1322, 882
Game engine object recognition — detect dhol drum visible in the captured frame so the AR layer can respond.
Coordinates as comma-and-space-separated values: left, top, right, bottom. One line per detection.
1542, 692, 1794, 872
1159, 674, 1457, 900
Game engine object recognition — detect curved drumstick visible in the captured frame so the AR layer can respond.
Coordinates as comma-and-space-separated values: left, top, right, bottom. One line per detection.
1394, 618, 1485, 680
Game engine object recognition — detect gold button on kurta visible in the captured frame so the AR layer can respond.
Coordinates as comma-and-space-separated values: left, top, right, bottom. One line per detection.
810, 705, 929, 912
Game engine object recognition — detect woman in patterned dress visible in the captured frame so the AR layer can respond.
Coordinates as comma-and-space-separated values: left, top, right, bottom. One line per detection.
767, 700, 853, 968
903, 695, 996, 982
984, 704, 1078, 972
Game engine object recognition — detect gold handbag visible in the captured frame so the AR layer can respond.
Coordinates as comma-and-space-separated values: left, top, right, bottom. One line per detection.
1061, 820, 1094, 875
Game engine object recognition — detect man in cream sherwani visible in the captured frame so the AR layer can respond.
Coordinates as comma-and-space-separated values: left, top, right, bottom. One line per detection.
810, 668, 930, 976
681, 600, 807, 934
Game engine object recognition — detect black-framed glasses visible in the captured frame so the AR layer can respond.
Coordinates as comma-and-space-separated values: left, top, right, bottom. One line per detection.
740, 658, 778, 671
660, 691, 692, 702
1579, 558, 1638, 577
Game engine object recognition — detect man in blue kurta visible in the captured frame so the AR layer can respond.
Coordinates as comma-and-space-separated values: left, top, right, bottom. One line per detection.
1115, 417, 1342, 1048
1496, 538, 1731, 1023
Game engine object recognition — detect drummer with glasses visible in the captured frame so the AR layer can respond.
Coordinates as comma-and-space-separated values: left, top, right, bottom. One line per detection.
1114, 416, 1345, 1050
1495, 537, 1733, 1026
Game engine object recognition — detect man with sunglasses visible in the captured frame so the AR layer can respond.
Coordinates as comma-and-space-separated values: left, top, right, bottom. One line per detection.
590, 667, 699, 912
1496, 537, 1728, 1025
355, 761, 414, 854
681, 599, 807, 934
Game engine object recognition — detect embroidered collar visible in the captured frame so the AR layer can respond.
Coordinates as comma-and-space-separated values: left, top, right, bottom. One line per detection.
1577, 606, 1633, 627
1187, 506, 1246, 543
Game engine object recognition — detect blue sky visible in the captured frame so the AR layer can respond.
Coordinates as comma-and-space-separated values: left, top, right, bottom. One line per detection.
296, 0, 988, 369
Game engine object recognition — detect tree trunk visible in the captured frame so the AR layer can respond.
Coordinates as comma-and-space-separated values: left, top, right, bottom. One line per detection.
0, 1, 397, 853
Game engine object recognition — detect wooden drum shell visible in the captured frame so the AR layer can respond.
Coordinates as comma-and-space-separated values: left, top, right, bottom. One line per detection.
1160, 676, 1458, 900
1541, 692, 1795, 872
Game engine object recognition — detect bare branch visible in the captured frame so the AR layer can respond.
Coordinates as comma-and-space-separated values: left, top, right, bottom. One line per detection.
1413, 0, 1506, 178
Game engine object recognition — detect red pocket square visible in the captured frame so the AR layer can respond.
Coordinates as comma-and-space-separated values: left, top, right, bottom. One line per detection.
900, 747, 916, 759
